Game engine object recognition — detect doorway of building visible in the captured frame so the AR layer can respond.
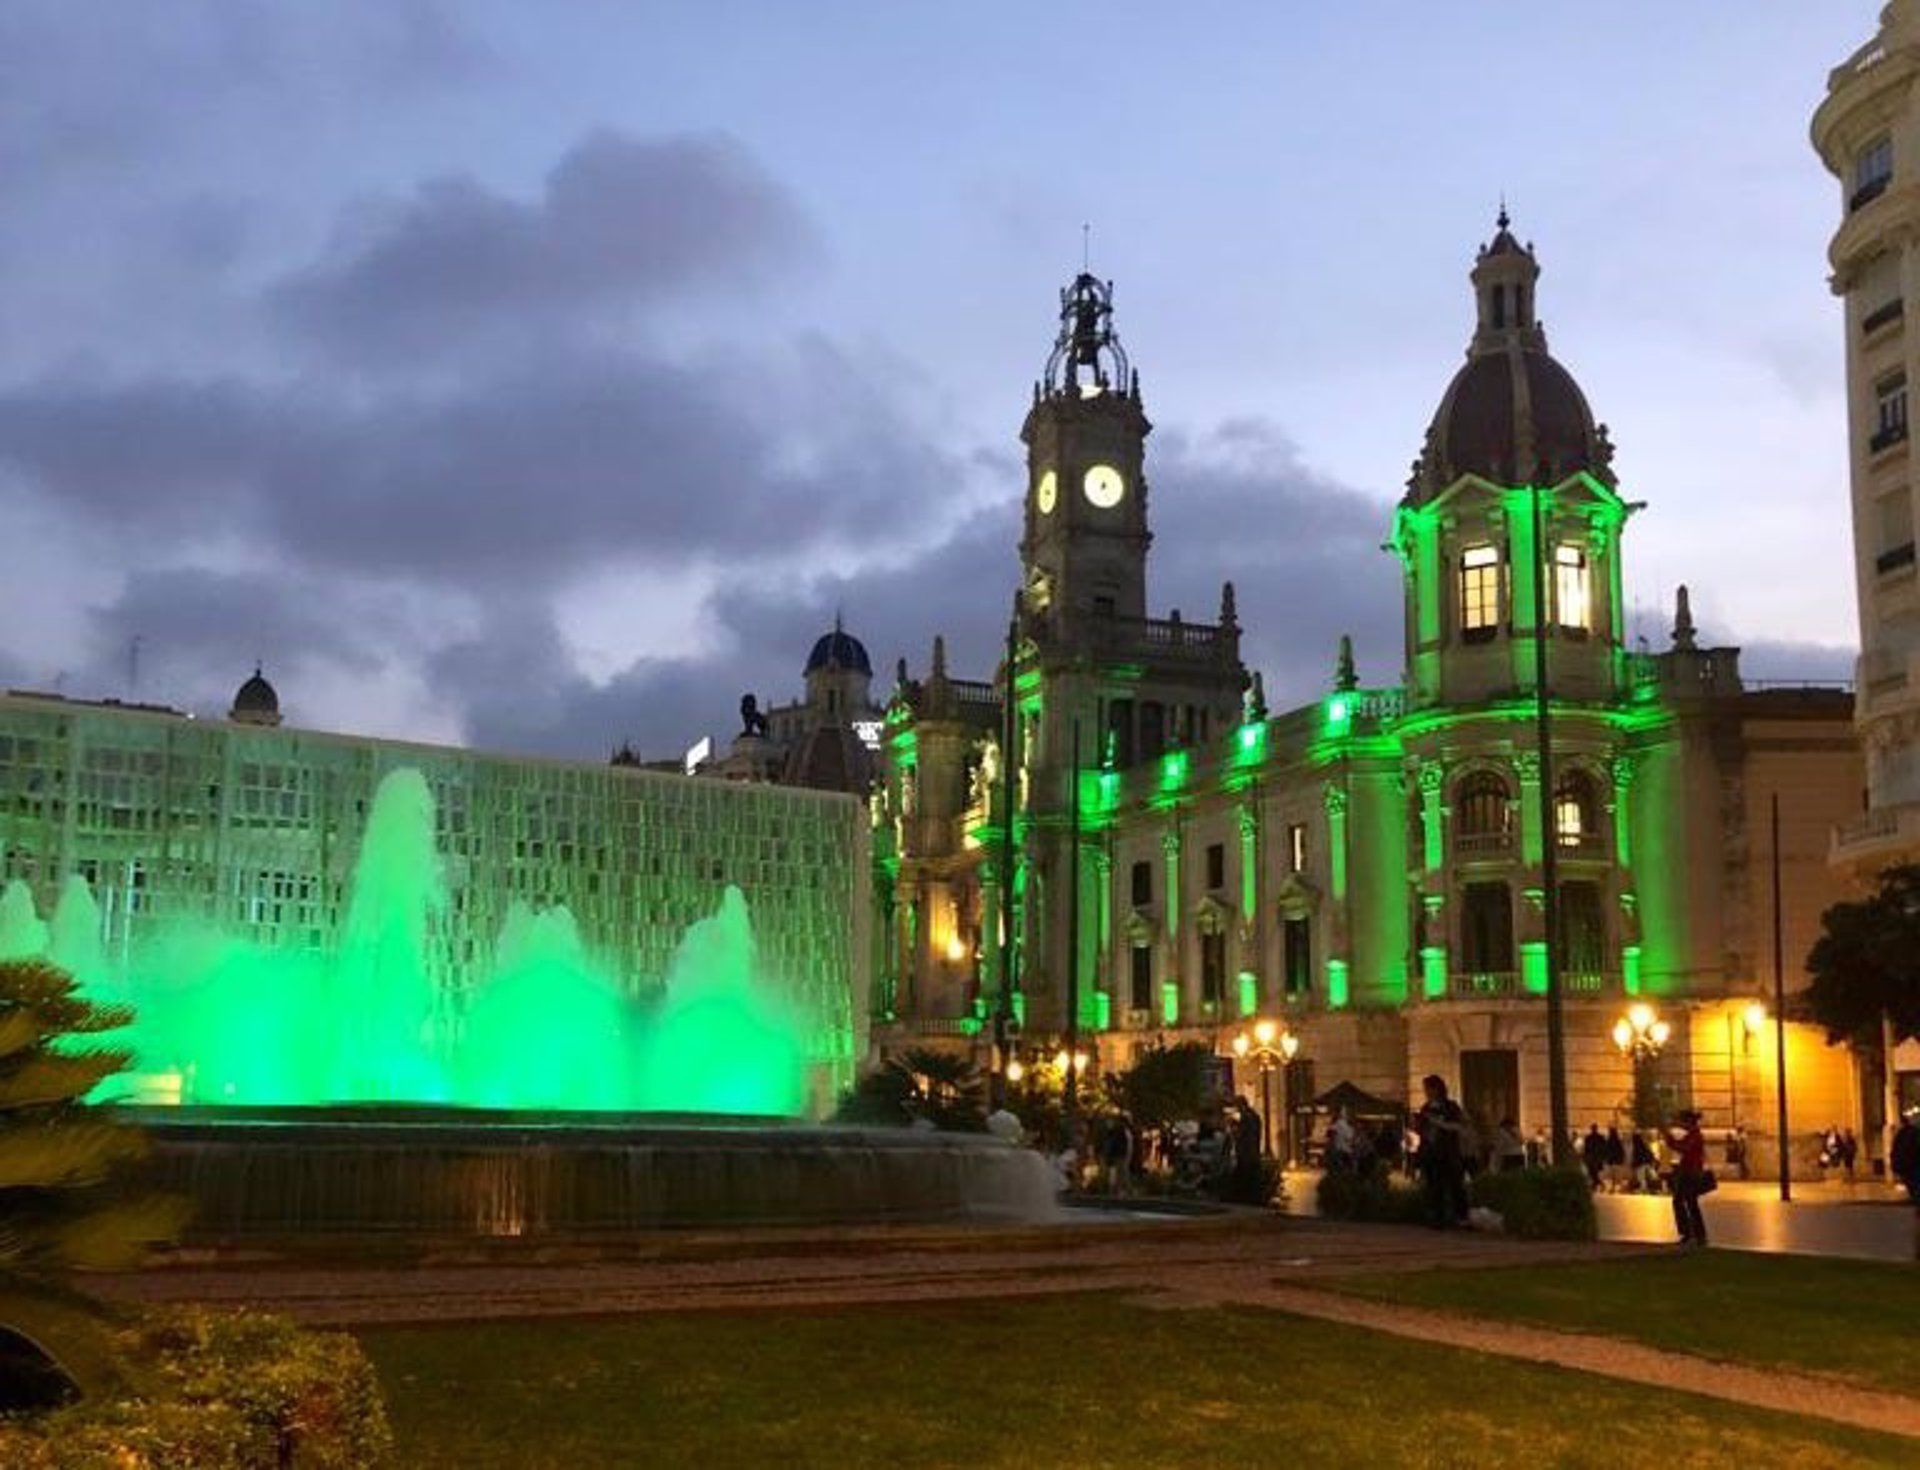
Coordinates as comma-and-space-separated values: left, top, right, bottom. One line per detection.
1460, 1048, 1519, 1134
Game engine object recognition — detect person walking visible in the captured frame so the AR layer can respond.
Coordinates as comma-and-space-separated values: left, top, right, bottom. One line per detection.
1630, 1130, 1658, 1193
1100, 1112, 1134, 1197
1415, 1075, 1470, 1229
1840, 1128, 1860, 1184
1667, 1108, 1711, 1247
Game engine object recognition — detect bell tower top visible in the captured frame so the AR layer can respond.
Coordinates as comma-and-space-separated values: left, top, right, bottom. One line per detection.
1042, 273, 1137, 401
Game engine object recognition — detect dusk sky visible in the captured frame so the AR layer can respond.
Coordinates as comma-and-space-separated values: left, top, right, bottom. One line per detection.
0, 3, 1877, 760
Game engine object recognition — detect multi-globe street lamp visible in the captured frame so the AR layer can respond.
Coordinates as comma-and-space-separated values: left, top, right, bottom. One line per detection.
1231, 1019, 1300, 1163
1611, 1002, 1671, 1128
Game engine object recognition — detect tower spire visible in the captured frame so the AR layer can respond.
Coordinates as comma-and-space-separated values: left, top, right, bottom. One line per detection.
1672, 585, 1698, 651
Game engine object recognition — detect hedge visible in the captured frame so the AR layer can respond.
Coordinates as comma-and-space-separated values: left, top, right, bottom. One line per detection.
0, 1305, 392, 1468
1469, 1166, 1597, 1240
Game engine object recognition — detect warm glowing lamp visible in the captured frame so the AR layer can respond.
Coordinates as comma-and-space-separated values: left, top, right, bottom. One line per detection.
1254, 1018, 1278, 1047
1052, 1049, 1069, 1072
1649, 1020, 1671, 1048
1743, 1002, 1767, 1035
945, 935, 967, 963
1279, 1032, 1300, 1062
1611, 1018, 1634, 1051
1232, 1034, 1251, 1058
1006, 1058, 1024, 1084
1628, 1002, 1654, 1033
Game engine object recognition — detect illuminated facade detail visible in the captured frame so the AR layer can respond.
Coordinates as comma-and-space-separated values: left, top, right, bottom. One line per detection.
872, 228, 1864, 1169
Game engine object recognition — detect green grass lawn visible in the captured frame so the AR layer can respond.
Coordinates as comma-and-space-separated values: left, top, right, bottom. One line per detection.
1333, 1253, 1920, 1395
358, 1295, 1908, 1469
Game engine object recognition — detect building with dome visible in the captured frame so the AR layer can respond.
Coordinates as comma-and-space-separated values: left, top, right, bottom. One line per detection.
706, 616, 885, 794
874, 224, 1867, 1171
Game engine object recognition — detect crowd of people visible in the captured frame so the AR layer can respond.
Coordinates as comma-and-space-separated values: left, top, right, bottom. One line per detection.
992, 1096, 1275, 1206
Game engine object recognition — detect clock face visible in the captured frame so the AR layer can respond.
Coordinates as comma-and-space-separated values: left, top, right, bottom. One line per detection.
1083, 463, 1126, 509
1035, 469, 1058, 515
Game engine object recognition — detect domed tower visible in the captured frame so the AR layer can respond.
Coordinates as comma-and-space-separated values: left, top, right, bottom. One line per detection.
1393, 213, 1632, 708
1020, 273, 1151, 623
803, 616, 873, 723
228, 666, 282, 727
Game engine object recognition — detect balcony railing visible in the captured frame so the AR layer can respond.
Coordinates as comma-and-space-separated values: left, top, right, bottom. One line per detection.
1864, 298, 1906, 336
1852, 174, 1892, 213
1870, 420, 1909, 454
1454, 831, 1514, 856
1452, 971, 1518, 998
1555, 833, 1606, 859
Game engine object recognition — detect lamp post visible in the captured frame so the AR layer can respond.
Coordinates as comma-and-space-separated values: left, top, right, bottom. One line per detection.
1611, 1002, 1671, 1129
1231, 1019, 1300, 1162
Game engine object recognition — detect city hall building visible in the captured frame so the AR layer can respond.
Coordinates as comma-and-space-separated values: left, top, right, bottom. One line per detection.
873, 221, 1866, 1169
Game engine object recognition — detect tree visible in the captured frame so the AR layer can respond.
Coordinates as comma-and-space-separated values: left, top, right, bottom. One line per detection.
835, 1047, 986, 1131
1113, 1041, 1214, 1135
0, 960, 183, 1272
1804, 866, 1920, 1047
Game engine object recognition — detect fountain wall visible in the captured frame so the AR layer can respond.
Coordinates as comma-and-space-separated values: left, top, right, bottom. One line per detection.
0, 692, 871, 1114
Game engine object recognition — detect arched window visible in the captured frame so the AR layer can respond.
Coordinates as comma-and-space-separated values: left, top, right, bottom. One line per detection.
1554, 770, 1601, 850
1454, 772, 1512, 851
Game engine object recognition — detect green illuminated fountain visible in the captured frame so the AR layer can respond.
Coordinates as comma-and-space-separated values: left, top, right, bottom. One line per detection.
6, 768, 813, 1117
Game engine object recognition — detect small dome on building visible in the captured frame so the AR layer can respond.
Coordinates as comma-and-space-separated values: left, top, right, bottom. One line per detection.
229, 666, 281, 727
805, 621, 872, 677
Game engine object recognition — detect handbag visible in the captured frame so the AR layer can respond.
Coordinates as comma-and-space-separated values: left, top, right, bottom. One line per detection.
1695, 1169, 1718, 1195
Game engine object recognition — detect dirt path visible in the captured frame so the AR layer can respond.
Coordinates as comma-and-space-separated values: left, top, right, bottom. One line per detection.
1163, 1274, 1920, 1442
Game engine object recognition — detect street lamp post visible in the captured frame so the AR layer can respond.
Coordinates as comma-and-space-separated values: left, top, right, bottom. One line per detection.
1232, 1020, 1300, 1162
1611, 1002, 1671, 1129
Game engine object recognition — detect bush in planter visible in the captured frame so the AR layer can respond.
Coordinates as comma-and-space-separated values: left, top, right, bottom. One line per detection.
1315, 1162, 1427, 1224
1470, 1166, 1597, 1240
0, 1305, 393, 1468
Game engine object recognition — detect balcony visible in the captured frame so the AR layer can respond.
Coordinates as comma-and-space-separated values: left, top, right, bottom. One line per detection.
1870, 420, 1909, 455
1878, 542, 1917, 576
1832, 799, 1920, 873
1863, 298, 1906, 336
1451, 971, 1518, 998
1852, 174, 1892, 213
1454, 831, 1514, 857
1555, 833, 1606, 860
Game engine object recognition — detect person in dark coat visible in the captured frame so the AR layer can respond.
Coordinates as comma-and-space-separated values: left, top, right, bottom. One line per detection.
1580, 1123, 1607, 1191
1414, 1075, 1470, 1228
1231, 1099, 1266, 1204
1891, 1112, 1920, 1205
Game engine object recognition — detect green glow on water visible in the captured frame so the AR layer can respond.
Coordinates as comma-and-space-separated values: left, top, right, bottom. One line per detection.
6, 768, 828, 1116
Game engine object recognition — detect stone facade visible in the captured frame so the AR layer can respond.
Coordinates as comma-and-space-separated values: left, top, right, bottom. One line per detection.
874, 229, 1866, 1171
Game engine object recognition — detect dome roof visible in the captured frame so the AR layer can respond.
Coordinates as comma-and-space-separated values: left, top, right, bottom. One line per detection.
805, 626, 871, 677
1424, 347, 1601, 490
232, 668, 277, 713
1406, 215, 1611, 503
229, 667, 281, 726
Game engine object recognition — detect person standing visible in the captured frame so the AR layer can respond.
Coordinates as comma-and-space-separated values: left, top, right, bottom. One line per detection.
1580, 1123, 1607, 1191
1100, 1112, 1134, 1197
1667, 1108, 1710, 1247
1604, 1124, 1628, 1193
1891, 1111, 1920, 1205
1415, 1075, 1469, 1229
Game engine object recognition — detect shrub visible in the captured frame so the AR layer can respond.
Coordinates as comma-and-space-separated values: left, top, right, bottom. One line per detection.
0, 1305, 393, 1468
1315, 1163, 1427, 1225
1470, 1166, 1597, 1241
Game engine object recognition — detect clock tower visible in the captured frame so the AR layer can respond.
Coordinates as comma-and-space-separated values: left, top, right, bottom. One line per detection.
1020, 273, 1151, 622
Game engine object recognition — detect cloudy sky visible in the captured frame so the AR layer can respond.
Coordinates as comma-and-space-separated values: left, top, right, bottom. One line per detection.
0, 3, 1875, 760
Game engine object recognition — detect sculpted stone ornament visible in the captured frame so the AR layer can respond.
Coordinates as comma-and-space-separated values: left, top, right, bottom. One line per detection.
739, 693, 769, 738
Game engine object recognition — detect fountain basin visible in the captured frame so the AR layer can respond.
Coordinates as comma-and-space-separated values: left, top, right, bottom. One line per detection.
130, 1108, 1059, 1237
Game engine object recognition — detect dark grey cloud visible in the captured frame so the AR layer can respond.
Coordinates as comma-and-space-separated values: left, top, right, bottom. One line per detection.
271, 132, 813, 364
426, 420, 1404, 758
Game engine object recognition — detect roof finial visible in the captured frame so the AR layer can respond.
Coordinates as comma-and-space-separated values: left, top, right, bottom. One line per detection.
1672, 585, 1698, 652
1335, 635, 1358, 692
1497, 194, 1510, 232
1082, 222, 1091, 273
